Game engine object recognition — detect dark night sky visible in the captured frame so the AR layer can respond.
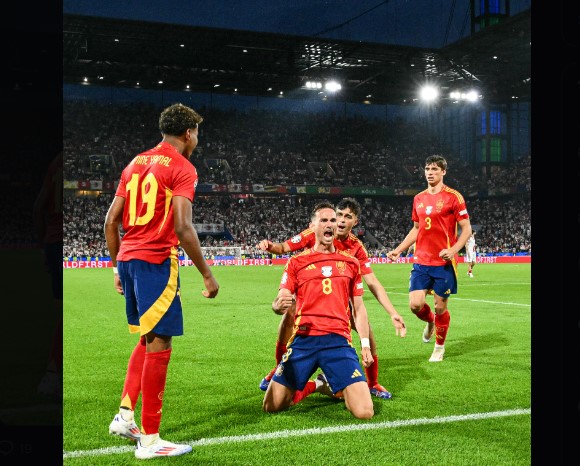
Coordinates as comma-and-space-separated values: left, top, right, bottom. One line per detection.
63, 0, 531, 48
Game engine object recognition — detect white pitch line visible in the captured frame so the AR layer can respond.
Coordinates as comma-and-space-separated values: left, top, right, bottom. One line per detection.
451, 297, 530, 307
63, 408, 530, 459
387, 291, 530, 307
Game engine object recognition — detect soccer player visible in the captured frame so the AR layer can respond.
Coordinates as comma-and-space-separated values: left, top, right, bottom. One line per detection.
33, 150, 63, 400
257, 197, 406, 399
465, 230, 477, 277
104, 103, 219, 460
387, 155, 472, 362
262, 203, 374, 419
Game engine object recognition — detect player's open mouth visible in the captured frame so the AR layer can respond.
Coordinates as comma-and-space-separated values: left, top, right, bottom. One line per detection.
324, 230, 333, 237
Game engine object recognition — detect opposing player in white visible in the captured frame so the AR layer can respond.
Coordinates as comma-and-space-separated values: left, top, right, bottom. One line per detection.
465, 231, 477, 278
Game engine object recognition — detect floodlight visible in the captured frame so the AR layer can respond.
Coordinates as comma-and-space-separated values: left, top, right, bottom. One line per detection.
419, 85, 438, 102
324, 81, 341, 92
464, 90, 479, 102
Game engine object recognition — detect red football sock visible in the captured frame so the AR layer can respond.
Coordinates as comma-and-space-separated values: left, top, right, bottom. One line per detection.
264, 341, 288, 382
435, 310, 451, 345
264, 366, 277, 381
120, 336, 146, 410
141, 348, 172, 435
415, 303, 435, 323
365, 354, 379, 387
292, 380, 316, 405
275, 341, 287, 365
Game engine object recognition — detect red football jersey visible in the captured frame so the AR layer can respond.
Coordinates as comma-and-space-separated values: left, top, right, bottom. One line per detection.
116, 142, 198, 264
411, 185, 469, 266
279, 248, 364, 341
284, 230, 373, 275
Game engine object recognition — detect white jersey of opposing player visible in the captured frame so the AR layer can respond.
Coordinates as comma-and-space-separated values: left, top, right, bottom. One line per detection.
465, 235, 476, 263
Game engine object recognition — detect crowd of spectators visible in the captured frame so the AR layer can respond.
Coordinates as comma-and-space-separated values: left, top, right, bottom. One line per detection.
63, 192, 531, 260
59, 99, 531, 260
63, 100, 500, 193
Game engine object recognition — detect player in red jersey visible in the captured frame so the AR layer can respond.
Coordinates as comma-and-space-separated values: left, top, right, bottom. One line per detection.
387, 155, 472, 362
104, 103, 219, 460
257, 197, 406, 399
262, 203, 374, 419
33, 150, 63, 400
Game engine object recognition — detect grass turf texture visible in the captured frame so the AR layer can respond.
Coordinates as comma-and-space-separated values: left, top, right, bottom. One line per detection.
63, 263, 531, 465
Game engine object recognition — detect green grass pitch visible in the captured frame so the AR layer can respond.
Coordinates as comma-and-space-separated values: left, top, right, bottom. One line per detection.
63, 262, 531, 465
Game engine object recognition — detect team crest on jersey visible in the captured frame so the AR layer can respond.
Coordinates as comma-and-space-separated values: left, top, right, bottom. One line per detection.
321, 266, 333, 277
290, 235, 302, 243
426, 206, 433, 215
436, 199, 444, 212
336, 261, 346, 275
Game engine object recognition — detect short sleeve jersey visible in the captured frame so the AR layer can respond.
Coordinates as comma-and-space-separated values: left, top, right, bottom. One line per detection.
284, 229, 373, 275
412, 185, 469, 266
115, 141, 198, 264
279, 249, 364, 341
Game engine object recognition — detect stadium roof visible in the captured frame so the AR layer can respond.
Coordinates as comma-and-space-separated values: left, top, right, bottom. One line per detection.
63, 10, 530, 106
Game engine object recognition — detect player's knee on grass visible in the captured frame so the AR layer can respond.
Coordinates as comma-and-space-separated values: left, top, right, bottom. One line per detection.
343, 382, 374, 420
263, 382, 293, 413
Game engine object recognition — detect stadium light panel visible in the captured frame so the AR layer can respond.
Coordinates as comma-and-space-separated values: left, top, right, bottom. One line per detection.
324, 81, 341, 92
419, 85, 438, 102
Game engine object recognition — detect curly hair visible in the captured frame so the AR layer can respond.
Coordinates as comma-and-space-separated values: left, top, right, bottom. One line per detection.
159, 103, 203, 136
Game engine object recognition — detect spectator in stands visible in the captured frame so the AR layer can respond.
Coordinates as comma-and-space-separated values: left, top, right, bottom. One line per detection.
61, 100, 530, 260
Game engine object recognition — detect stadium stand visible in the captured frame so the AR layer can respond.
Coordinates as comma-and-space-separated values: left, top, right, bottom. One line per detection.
61, 100, 530, 260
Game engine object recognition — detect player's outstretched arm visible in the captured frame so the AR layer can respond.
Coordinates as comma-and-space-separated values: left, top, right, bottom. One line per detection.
363, 273, 406, 337
104, 195, 125, 295
439, 218, 472, 261
387, 223, 419, 261
352, 296, 374, 368
257, 239, 289, 255
174, 196, 219, 298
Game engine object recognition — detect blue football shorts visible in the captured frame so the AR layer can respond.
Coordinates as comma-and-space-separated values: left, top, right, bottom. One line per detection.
117, 256, 183, 337
272, 333, 367, 393
409, 263, 457, 297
